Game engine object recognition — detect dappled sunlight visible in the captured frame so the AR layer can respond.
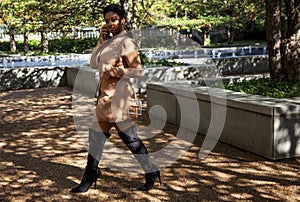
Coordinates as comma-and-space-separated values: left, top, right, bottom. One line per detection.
0, 87, 299, 201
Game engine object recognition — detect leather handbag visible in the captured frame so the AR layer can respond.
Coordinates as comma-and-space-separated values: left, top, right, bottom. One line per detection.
128, 93, 142, 119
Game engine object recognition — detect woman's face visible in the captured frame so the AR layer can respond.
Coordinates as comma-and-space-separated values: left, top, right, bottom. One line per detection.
104, 11, 125, 36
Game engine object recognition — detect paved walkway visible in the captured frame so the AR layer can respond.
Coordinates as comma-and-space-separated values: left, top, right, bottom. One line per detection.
0, 87, 299, 201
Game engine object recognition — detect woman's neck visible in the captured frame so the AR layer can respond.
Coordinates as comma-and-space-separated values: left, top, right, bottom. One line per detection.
114, 30, 126, 36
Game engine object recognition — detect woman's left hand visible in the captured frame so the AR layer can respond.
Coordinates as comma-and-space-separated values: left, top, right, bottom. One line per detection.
99, 25, 109, 44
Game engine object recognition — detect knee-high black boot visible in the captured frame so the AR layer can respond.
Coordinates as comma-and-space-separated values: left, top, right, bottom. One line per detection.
118, 125, 161, 191
71, 128, 110, 193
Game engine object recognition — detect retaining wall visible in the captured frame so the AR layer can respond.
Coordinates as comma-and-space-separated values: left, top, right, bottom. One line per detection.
0, 66, 66, 91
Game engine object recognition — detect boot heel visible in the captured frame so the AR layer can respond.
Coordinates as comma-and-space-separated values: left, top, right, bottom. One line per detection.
94, 167, 101, 189
158, 174, 162, 185
71, 167, 101, 193
138, 171, 161, 191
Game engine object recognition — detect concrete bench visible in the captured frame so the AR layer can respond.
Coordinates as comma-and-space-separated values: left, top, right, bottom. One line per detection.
64, 64, 219, 94
146, 81, 300, 160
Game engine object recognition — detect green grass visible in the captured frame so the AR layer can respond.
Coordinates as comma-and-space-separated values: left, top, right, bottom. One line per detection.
224, 77, 300, 98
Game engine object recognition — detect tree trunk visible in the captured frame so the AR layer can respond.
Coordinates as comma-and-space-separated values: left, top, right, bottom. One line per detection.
203, 31, 210, 46
23, 32, 29, 53
124, 0, 138, 30
119, 0, 126, 8
282, 0, 300, 83
284, 0, 300, 38
227, 26, 234, 44
170, 29, 179, 48
9, 31, 16, 53
131, 0, 138, 30
265, 0, 285, 81
282, 38, 300, 83
41, 31, 48, 53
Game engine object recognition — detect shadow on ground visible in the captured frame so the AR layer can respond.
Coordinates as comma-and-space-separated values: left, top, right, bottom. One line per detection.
0, 87, 299, 201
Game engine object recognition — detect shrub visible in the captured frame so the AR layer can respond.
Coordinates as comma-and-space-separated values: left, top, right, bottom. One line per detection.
48, 37, 99, 54
28, 40, 40, 50
0, 37, 99, 54
0, 41, 10, 51
0, 40, 40, 52
224, 77, 300, 98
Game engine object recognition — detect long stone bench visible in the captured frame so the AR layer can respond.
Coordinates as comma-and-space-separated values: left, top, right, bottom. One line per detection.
146, 81, 300, 160
64, 65, 219, 94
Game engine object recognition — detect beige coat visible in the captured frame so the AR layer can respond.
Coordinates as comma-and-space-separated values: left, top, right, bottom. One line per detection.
90, 31, 142, 123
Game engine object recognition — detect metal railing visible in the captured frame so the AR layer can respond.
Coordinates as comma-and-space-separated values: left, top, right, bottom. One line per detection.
0, 30, 100, 41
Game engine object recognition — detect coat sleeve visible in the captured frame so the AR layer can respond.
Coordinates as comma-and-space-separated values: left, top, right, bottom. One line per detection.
90, 41, 102, 69
104, 38, 143, 78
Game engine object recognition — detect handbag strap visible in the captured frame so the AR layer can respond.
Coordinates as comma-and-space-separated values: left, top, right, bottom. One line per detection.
96, 82, 101, 104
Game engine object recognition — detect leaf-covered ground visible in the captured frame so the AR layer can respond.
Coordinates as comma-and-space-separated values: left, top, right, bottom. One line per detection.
0, 87, 299, 201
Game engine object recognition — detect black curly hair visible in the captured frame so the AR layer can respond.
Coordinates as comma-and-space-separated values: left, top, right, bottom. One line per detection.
103, 4, 126, 19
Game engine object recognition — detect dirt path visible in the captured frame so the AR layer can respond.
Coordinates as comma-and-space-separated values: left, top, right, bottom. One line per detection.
0, 87, 299, 201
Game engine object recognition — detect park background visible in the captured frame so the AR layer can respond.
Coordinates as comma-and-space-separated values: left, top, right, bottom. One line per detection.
0, 0, 300, 201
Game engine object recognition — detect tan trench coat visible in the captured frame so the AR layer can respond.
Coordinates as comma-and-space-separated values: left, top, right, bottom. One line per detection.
90, 31, 142, 123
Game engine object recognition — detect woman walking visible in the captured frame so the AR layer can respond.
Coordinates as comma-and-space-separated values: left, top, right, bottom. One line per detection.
71, 4, 161, 193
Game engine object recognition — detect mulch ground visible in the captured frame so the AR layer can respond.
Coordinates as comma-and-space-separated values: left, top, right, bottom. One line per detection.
0, 87, 299, 202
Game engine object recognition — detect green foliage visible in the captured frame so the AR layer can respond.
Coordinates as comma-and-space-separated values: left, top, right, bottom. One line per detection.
0, 41, 10, 51
0, 0, 267, 52
0, 39, 40, 52
155, 17, 218, 32
150, 0, 265, 33
224, 77, 300, 98
49, 37, 99, 54
28, 39, 40, 50
139, 51, 148, 65
0, 38, 99, 54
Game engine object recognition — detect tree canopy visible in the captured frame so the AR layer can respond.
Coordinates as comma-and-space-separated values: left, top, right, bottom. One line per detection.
0, 0, 265, 37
